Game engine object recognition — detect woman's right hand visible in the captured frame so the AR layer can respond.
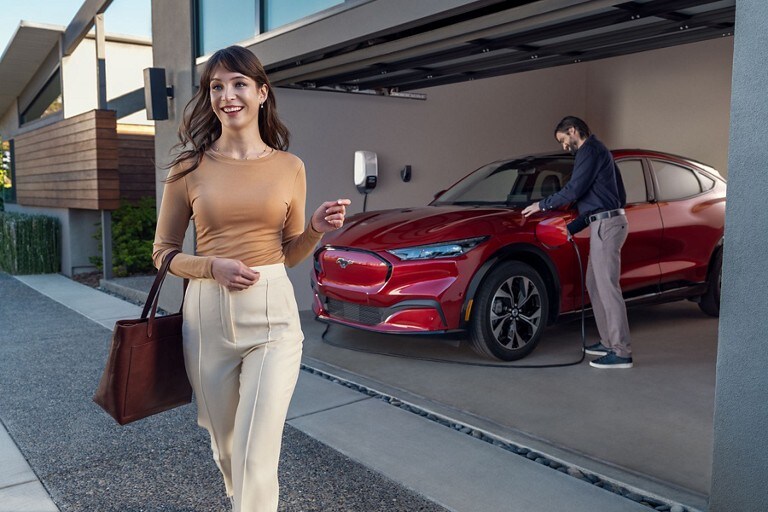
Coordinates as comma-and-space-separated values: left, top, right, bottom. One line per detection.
212, 258, 260, 291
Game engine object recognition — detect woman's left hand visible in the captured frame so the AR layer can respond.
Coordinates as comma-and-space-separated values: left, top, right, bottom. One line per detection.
311, 199, 351, 232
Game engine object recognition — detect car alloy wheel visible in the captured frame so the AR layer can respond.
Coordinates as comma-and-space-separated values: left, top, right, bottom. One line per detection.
469, 261, 549, 361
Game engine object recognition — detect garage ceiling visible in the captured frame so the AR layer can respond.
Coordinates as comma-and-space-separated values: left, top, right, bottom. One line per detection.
267, 0, 735, 95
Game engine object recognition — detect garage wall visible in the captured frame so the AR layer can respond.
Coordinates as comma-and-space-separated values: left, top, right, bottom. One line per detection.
278, 65, 587, 309
586, 37, 733, 176
279, 37, 734, 309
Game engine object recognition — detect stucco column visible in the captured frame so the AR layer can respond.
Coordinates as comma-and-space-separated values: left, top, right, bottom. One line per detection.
150, 0, 195, 311
709, 1, 768, 511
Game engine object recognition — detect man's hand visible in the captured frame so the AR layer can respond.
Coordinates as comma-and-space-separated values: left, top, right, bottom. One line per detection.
522, 202, 541, 218
212, 258, 260, 291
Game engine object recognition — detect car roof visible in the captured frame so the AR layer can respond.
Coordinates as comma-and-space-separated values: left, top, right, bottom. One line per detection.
494, 149, 722, 178
612, 149, 722, 178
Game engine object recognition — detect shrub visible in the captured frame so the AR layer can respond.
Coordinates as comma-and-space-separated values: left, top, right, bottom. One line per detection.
0, 212, 60, 274
91, 197, 157, 277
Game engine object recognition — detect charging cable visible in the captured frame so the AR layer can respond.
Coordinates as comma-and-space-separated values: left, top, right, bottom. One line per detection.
319, 237, 587, 369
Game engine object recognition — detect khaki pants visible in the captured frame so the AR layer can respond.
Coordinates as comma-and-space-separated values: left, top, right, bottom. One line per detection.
586, 215, 632, 358
182, 264, 303, 512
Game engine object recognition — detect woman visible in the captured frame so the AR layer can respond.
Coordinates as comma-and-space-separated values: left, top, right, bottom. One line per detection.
152, 45, 350, 511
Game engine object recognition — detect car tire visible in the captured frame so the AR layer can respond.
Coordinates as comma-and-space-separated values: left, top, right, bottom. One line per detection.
699, 248, 722, 317
469, 261, 549, 361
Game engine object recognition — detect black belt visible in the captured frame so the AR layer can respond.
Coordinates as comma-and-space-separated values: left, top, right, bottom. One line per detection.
588, 208, 625, 224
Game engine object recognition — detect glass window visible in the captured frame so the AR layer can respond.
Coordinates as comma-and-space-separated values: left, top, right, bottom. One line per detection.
195, 1, 351, 56
696, 171, 715, 192
616, 159, 647, 204
20, 69, 62, 125
434, 158, 574, 207
1, 139, 16, 205
530, 172, 562, 200
652, 160, 702, 201
197, 0, 257, 57
263, 0, 344, 31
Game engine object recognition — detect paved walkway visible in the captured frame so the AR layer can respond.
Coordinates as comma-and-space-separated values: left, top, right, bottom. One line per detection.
0, 273, 678, 511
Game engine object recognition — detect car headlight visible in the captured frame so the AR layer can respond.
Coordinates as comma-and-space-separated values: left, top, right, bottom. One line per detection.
386, 236, 488, 261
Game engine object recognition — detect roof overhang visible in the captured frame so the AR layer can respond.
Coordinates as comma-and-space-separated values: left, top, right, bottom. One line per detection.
253, 0, 735, 95
0, 22, 64, 115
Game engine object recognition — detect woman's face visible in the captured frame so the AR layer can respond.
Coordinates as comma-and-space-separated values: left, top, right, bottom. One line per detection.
209, 66, 267, 132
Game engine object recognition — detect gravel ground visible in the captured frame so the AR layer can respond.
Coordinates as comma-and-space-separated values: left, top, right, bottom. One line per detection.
0, 273, 447, 512
69, 270, 103, 288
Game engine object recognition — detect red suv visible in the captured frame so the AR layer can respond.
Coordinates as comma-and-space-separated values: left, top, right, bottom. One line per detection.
311, 150, 725, 360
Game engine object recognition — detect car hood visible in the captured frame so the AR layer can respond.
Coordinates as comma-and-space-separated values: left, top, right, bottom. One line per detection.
322, 206, 529, 251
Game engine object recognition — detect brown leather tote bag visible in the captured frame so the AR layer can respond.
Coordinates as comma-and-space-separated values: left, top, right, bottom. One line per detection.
93, 250, 192, 425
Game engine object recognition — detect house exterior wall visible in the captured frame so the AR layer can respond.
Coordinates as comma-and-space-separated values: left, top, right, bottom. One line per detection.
116, 125, 156, 203
61, 36, 153, 125
709, 1, 768, 510
5, 115, 155, 276
4, 203, 100, 275
13, 110, 119, 210
0, 22, 156, 277
0, 100, 20, 138
151, 0, 196, 311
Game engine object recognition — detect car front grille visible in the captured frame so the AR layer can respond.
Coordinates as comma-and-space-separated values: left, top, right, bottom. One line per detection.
326, 298, 384, 326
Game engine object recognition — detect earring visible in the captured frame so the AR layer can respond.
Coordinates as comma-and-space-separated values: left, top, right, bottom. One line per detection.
260, 102, 264, 109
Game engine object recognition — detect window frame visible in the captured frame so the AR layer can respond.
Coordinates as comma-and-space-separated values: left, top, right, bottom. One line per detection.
694, 169, 716, 192
615, 157, 654, 205
648, 158, 713, 202
19, 68, 63, 126
194, 0, 261, 59
194, 0, 371, 59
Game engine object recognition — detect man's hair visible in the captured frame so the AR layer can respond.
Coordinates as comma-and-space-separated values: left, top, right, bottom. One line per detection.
554, 116, 591, 139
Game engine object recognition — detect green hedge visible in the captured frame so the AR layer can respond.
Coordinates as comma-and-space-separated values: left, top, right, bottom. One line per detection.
0, 212, 60, 274
90, 197, 156, 277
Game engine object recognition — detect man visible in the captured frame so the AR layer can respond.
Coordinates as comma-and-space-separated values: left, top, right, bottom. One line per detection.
522, 116, 632, 369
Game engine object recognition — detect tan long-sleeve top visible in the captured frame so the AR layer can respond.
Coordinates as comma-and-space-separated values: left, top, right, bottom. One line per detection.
152, 149, 323, 279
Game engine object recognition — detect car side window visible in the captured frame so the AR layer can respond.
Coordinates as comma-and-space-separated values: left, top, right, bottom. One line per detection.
651, 159, 702, 201
616, 159, 647, 204
458, 168, 518, 203
696, 172, 715, 192
530, 172, 562, 200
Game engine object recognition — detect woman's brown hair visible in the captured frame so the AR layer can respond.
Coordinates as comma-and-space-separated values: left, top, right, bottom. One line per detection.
165, 45, 290, 182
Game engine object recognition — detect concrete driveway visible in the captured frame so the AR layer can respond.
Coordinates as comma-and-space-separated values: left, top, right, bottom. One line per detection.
300, 300, 717, 507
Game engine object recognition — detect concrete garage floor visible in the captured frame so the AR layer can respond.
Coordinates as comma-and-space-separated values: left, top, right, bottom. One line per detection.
300, 300, 717, 507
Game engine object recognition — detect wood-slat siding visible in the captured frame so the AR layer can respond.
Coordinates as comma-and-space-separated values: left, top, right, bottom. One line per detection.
14, 110, 120, 210
117, 125, 155, 203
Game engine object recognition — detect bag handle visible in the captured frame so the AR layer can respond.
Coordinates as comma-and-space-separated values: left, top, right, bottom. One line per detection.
142, 250, 186, 337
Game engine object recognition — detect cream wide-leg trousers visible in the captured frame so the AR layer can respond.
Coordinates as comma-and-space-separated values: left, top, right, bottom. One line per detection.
182, 264, 303, 512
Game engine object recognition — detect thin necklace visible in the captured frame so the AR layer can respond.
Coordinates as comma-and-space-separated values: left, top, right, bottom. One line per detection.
211, 144, 271, 160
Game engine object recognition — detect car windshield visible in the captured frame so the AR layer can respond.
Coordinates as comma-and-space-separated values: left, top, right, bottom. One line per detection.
432, 157, 574, 207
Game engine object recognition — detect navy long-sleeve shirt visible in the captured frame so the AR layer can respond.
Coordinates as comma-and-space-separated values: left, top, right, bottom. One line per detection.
539, 135, 626, 216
